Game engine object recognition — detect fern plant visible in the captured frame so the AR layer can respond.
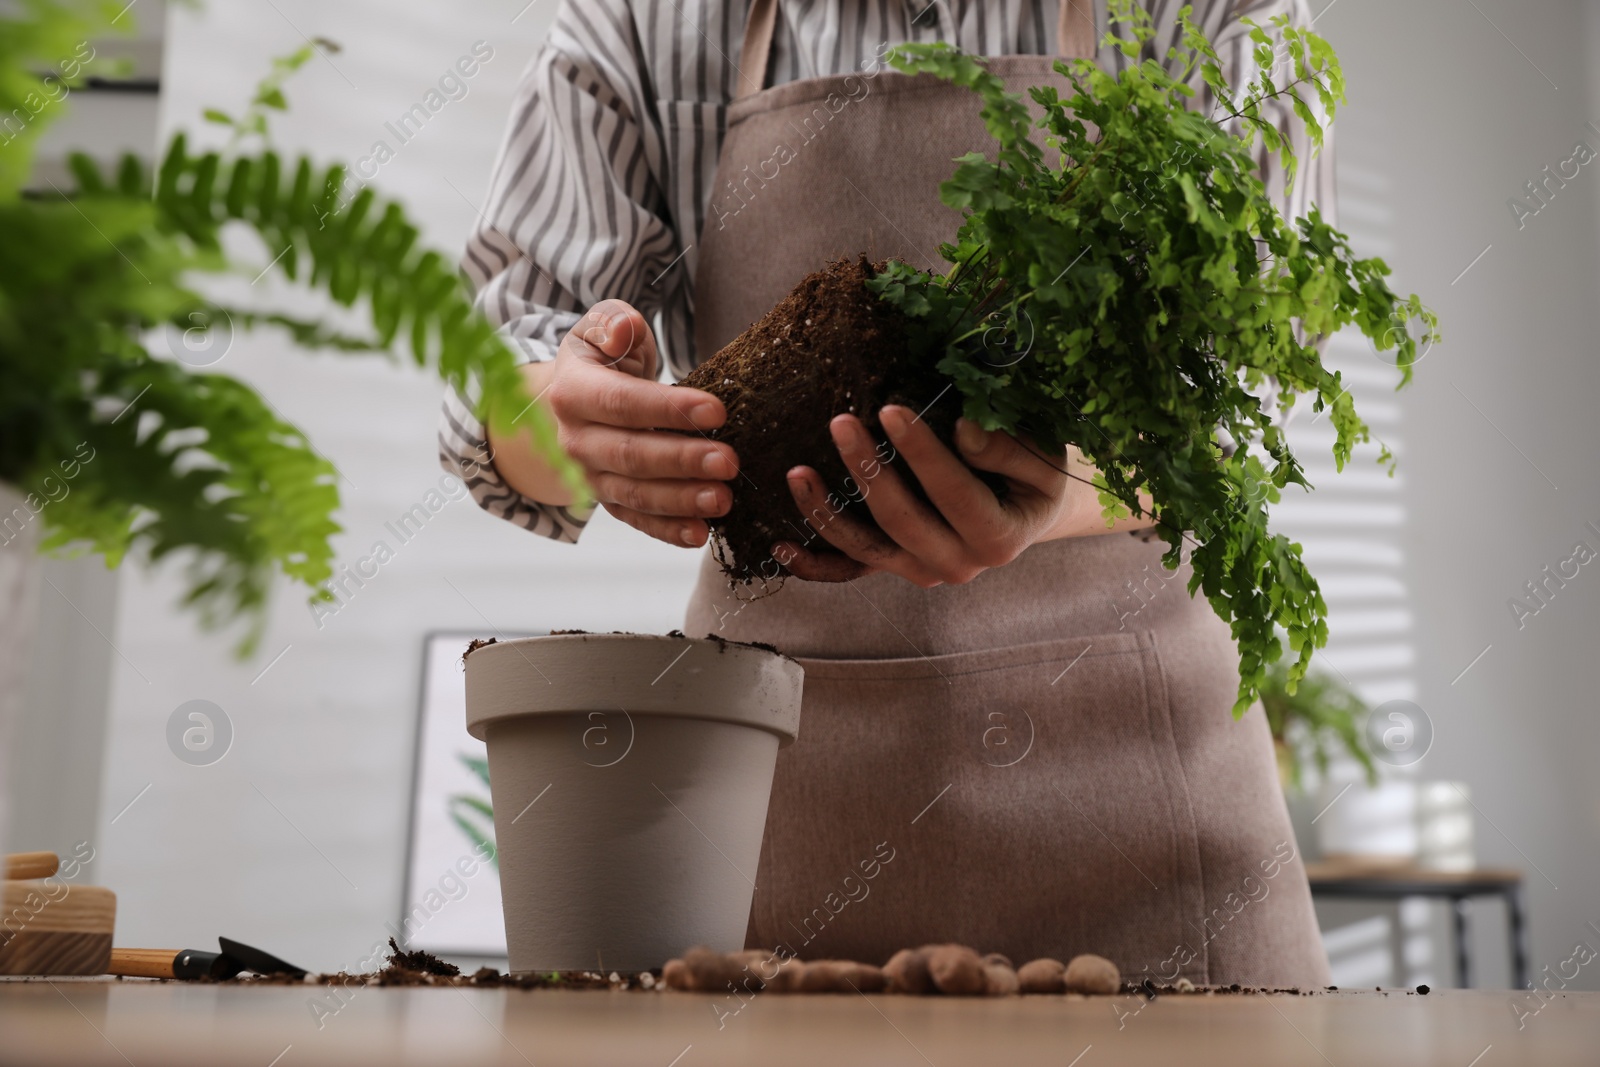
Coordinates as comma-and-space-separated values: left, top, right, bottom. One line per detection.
0, 0, 578, 653
875, 2, 1438, 713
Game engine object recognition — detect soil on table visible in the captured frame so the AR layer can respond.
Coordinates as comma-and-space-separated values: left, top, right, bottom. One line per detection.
299, 940, 659, 990
677, 256, 969, 583
83, 940, 1339, 996
303, 968, 655, 990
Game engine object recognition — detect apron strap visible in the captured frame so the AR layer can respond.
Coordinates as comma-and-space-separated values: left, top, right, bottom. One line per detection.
735, 0, 782, 100
1058, 2, 1098, 60
735, 0, 1099, 101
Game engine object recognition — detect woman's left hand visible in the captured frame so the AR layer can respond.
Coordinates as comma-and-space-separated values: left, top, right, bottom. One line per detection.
773, 405, 1080, 587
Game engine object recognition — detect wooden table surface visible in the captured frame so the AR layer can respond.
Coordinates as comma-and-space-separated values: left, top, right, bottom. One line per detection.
1304, 861, 1524, 887
1, 982, 1595, 1067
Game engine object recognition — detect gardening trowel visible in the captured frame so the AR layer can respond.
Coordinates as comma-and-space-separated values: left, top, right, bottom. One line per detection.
107, 936, 307, 980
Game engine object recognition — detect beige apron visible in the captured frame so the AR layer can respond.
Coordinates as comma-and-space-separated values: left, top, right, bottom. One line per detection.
683, 0, 1330, 988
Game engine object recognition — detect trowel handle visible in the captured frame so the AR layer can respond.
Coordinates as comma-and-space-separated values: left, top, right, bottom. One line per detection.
107, 948, 222, 980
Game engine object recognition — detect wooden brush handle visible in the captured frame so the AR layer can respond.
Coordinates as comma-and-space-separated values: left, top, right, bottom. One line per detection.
4, 852, 59, 879
107, 948, 179, 979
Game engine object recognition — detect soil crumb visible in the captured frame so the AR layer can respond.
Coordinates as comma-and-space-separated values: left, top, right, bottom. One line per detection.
386, 938, 460, 977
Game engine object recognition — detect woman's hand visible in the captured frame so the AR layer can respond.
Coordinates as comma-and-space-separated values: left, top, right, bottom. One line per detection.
487, 299, 739, 548
774, 405, 1147, 586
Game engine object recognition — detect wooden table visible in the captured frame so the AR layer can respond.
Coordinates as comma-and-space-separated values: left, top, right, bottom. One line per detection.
1306, 861, 1528, 989
1, 982, 1595, 1066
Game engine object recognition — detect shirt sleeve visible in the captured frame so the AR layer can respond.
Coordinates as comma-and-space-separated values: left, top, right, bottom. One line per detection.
438, 0, 683, 543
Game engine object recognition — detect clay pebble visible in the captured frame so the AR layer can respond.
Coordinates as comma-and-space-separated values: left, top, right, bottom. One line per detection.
662, 958, 692, 991
1064, 953, 1122, 995
662, 945, 1110, 997
882, 948, 934, 995
925, 944, 988, 996
795, 960, 886, 994
667, 946, 768, 993
761, 956, 809, 992
982, 959, 1020, 997
1017, 958, 1067, 994
685, 946, 751, 992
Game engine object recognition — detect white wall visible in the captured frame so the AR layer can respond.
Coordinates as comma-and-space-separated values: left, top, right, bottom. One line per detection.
91, 0, 700, 971
1313, 0, 1600, 992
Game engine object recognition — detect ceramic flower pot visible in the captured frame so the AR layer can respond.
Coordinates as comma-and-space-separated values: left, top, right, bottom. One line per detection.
464, 633, 802, 973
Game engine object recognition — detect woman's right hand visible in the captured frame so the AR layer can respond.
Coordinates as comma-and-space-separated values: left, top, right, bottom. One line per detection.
488, 299, 737, 548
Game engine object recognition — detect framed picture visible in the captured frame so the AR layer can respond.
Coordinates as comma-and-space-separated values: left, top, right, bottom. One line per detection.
399, 630, 538, 958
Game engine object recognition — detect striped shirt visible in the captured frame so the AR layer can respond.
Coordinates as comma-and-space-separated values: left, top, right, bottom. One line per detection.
439, 0, 1332, 542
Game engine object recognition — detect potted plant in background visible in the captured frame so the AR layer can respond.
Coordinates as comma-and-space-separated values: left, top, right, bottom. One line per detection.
1258, 659, 1377, 794
1262, 660, 1472, 870
1257, 654, 1409, 867
0, 0, 577, 857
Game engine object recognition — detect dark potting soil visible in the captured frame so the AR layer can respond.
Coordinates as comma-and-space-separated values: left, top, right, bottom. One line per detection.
465, 628, 787, 659
695, 632, 784, 656
582, 629, 787, 657
386, 937, 460, 976
677, 256, 968, 582
665, 627, 784, 655
1134, 980, 1325, 997
304, 966, 659, 990
231, 940, 660, 990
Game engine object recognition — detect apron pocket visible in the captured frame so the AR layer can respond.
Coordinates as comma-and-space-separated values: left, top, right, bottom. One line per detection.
746, 632, 1208, 977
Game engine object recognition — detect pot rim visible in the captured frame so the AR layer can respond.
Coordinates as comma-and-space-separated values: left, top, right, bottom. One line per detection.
464, 633, 803, 745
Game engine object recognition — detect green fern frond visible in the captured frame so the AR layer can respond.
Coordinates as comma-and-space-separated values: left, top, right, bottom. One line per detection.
1, 1, 582, 654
